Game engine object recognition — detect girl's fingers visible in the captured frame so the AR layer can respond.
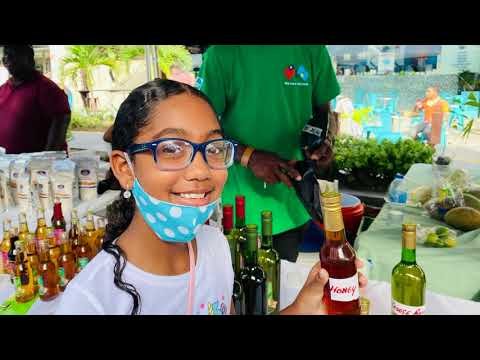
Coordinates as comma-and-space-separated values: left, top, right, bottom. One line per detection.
358, 272, 368, 288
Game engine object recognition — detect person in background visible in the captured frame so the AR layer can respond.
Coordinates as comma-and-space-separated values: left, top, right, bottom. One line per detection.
0, 45, 71, 154
197, 45, 340, 262
412, 86, 449, 146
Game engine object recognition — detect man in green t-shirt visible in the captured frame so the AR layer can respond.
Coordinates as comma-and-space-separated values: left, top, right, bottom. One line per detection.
197, 45, 340, 262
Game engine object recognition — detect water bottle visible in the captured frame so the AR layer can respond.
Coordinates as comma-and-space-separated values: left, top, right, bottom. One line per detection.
387, 173, 408, 204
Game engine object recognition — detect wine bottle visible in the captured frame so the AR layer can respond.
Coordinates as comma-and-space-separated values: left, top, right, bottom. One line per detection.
14, 241, 35, 303
52, 199, 66, 244
258, 210, 280, 314
58, 232, 76, 292
391, 223, 426, 315
223, 204, 237, 271
38, 240, 60, 301
240, 224, 267, 315
233, 279, 245, 315
235, 195, 246, 276
319, 192, 361, 315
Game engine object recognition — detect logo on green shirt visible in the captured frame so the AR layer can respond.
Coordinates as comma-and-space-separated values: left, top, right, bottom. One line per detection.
283, 64, 309, 86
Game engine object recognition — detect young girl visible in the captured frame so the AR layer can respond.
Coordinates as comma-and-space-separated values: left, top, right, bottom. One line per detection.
56, 79, 365, 315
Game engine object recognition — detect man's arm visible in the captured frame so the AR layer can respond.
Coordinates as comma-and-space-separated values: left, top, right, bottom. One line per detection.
46, 113, 70, 151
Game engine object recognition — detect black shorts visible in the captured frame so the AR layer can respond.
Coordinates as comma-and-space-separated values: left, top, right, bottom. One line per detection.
272, 222, 309, 263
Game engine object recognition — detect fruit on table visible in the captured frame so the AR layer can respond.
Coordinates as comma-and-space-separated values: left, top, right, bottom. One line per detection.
464, 185, 480, 200
444, 207, 480, 232
463, 194, 480, 212
424, 226, 457, 248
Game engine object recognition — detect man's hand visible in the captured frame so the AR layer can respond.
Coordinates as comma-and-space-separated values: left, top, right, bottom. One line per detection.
280, 259, 367, 315
247, 150, 301, 187
305, 140, 334, 170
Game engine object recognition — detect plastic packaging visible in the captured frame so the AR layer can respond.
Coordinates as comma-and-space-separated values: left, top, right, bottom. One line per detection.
36, 174, 52, 211
16, 174, 32, 213
51, 159, 76, 219
77, 158, 98, 201
387, 173, 408, 204
0, 159, 13, 211
9, 157, 30, 205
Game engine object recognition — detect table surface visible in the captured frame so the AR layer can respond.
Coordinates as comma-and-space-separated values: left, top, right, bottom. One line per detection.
280, 260, 480, 315
355, 163, 480, 301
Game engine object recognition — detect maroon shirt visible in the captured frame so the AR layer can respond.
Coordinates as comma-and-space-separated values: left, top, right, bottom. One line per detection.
0, 71, 71, 154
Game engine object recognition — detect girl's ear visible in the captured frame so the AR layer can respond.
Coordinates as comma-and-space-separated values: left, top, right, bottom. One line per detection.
110, 150, 135, 190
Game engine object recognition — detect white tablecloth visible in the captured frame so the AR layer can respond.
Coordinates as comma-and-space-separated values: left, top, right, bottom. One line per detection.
280, 260, 480, 315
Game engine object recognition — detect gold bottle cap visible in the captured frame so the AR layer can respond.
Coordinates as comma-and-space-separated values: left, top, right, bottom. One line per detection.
320, 192, 342, 209
402, 223, 416, 232
402, 223, 417, 249
360, 297, 371, 315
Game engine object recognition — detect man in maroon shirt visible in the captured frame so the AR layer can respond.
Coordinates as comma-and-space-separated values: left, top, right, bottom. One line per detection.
0, 45, 71, 154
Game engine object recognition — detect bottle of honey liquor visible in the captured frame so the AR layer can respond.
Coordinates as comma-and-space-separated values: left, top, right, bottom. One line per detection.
69, 209, 81, 261
57, 232, 76, 292
47, 227, 62, 284
18, 212, 30, 243
7, 225, 18, 284
14, 241, 35, 303
319, 191, 361, 315
84, 210, 98, 256
35, 208, 48, 243
96, 218, 106, 252
37, 240, 59, 301
76, 227, 93, 273
1, 219, 11, 275
25, 233, 40, 295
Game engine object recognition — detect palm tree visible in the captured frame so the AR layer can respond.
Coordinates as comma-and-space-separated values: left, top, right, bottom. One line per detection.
61, 45, 118, 110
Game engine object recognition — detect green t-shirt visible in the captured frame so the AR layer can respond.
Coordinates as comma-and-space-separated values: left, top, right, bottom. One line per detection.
198, 45, 340, 235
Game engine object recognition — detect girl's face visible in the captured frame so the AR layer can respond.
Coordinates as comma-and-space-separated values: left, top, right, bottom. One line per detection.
112, 93, 227, 207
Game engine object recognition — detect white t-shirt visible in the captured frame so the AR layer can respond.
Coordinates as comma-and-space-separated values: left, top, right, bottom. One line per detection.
55, 225, 234, 315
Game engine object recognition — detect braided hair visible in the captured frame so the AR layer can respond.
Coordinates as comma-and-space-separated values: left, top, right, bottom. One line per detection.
104, 79, 215, 315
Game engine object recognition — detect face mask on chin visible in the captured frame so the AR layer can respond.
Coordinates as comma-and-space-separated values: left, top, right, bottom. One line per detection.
125, 153, 218, 243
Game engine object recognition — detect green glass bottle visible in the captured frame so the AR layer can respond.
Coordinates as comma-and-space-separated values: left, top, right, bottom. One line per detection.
258, 210, 280, 314
240, 224, 267, 315
223, 204, 238, 272
391, 223, 426, 315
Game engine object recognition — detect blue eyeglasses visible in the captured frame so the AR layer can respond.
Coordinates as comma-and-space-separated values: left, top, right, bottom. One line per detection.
127, 138, 237, 171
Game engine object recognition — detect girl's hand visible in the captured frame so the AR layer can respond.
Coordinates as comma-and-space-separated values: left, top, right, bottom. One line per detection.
281, 259, 368, 315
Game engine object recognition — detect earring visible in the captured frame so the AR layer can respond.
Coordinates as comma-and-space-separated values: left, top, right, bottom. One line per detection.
123, 187, 131, 199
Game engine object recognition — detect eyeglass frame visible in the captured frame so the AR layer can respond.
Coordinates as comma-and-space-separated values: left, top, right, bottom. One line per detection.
126, 138, 238, 171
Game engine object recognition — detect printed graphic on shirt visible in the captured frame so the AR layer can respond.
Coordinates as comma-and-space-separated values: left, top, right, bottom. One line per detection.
195, 77, 204, 90
197, 294, 228, 315
283, 64, 310, 87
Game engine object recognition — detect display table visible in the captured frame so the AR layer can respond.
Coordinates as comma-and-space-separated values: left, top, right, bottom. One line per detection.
2, 258, 480, 315
355, 163, 480, 301
280, 260, 480, 314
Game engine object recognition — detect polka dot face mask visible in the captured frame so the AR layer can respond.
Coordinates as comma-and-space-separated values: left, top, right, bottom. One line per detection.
124, 152, 218, 243
131, 178, 218, 243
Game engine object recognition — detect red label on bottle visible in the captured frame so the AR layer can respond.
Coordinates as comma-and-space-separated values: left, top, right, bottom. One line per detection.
391, 300, 425, 315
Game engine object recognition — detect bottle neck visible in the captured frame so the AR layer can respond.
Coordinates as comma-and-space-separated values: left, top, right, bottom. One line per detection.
53, 203, 64, 220
245, 231, 258, 266
235, 216, 245, 230
323, 208, 347, 244
401, 230, 417, 264
244, 246, 258, 266
401, 247, 416, 264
